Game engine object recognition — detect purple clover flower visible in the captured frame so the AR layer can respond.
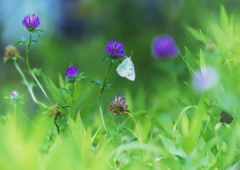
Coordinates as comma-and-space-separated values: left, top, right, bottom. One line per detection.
10, 91, 19, 99
104, 39, 125, 58
152, 35, 178, 58
191, 66, 219, 92
22, 14, 40, 30
109, 94, 129, 115
66, 66, 79, 82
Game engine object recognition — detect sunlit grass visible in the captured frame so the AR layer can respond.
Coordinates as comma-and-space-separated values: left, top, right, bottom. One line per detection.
1, 6, 240, 170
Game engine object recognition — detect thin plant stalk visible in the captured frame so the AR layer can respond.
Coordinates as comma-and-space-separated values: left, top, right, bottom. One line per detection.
14, 61, 47, 108
128, 113, 145, 160
13, 103, 16, 125
98, 62, 113, 133
25, 33, 52, 105
115, 115, 145, 160
71, 83, 75, 118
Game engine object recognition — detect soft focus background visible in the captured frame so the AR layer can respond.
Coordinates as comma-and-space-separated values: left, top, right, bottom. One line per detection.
1, 1, 240, 169
1, 0, 240, 113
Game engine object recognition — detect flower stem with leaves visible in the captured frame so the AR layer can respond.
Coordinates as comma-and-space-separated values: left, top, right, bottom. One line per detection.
92, 39, 125, 133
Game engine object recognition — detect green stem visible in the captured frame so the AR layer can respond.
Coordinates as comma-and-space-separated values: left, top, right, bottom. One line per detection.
99, 62, 113, 99
54, 118, 60, 134
14, 61, 47, 108
98, 61, 113, 133
128, 113, 145, 160
71, 83, 75, 118
26, 33, 53, 105
13, 103, 16, 125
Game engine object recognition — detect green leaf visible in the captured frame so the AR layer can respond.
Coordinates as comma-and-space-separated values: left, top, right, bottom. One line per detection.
110, 57, 119, 64
187, 27, 204, 42
90, 80, 102, 87
199, 49, 205, 68
36, 29, 44, 32
220, 5, 229, 32
16, 41, 26, 45
105, 82, 113, 89
59, 88, 70, 94
159, 135, 186, 158
181, 47, 198, 75
76, 72, 87, 81
30, 40, 38, 45
16, 37, 28, 45
60, 104, 72, 108
37, 108, 48, 115
68, 84, 74, 93
102, 57, 110, 61
36, 32, 41, 37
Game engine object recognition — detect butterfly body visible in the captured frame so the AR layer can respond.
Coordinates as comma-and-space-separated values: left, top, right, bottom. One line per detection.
116, 57, 135, 81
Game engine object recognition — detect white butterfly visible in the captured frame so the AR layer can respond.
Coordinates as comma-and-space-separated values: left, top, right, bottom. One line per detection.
116, 57, 135, 81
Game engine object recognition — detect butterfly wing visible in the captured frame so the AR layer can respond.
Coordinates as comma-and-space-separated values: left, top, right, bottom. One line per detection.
116, 58, 129, 77
126, 60, 135, 81
116, 57, 135, 81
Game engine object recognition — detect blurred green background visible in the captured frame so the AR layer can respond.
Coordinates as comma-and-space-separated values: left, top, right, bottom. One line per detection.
1, 0, 240, 114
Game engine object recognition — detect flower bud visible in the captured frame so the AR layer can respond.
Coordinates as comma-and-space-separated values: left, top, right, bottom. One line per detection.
10, 91, 19, 100
66, 66, 79, 82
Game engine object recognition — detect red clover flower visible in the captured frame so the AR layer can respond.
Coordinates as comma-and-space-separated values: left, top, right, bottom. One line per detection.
152, 35, 178, 58
109, 94, 129, 115
104, 39, 125, 58
22, 14, 40, 31
66, 66, 79, 82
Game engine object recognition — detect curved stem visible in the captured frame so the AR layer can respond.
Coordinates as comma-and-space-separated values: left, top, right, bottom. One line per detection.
98, 61, 113, 133
25, 33, 53, 104
14, 61, 47, 108
128, 113, 145, 160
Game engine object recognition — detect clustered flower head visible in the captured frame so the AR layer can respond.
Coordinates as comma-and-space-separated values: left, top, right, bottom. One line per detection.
47, 105, 62, 119
3, 45, 21, 63
22, 14, 40, 31
66, 66, 79, 82
10, 91, 19, 100
191, 66, 219, 92
104, 39, 125, 58
109, 94, 129, 115
152, 35, 178, 58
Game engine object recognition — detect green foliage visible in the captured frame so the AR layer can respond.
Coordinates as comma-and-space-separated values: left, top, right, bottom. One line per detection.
2, 4, 240, 170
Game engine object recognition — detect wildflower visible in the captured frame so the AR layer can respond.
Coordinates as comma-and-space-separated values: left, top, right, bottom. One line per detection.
66, 66, 79, 82
191, 66, 219, 92
47, 105, 62, 119
109, 94, 129, 115
22, 14, 40, 31
10, 91, 19, 100
152, 35, 178, 58
3, 45, 21, 63
104, 39, 125, 58
121, 136, 131, 143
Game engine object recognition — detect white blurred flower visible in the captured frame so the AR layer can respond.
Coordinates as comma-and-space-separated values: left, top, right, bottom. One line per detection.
10, 91, 19, 99
191, 66, 219, 92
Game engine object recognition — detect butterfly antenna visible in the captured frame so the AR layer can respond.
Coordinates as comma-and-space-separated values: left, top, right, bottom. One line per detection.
130, 50, 133, 58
